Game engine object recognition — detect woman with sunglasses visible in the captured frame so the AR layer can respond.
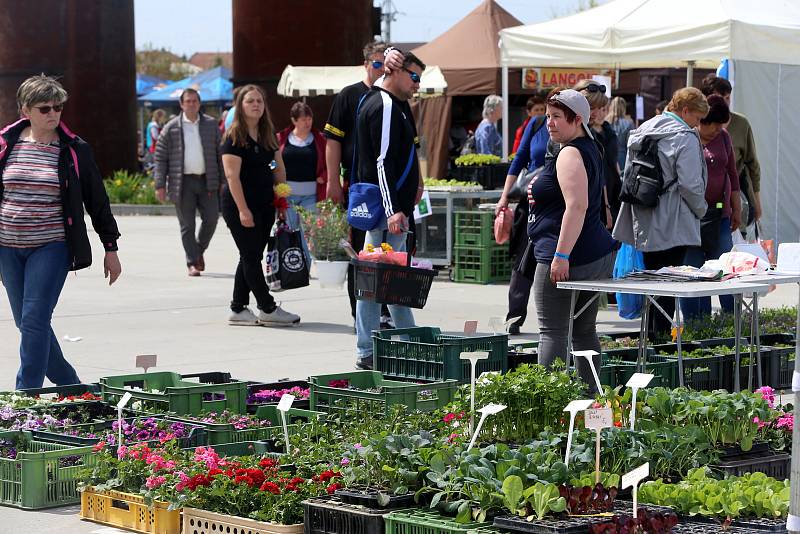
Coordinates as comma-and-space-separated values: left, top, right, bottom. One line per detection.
0, 74, 122, 389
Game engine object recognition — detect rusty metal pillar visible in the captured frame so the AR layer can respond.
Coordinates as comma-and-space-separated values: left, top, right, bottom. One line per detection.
232, 0, 375, 129
0, 0, 137, 175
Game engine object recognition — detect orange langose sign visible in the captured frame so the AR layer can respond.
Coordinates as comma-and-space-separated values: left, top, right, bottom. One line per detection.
523, 68, 615, 90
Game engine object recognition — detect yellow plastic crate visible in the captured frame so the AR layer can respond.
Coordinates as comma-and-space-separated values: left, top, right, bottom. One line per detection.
80, 487, 181, 534
182, 507, 303, 534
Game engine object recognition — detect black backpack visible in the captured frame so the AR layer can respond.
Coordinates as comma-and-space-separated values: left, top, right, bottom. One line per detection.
619, 136, 675, 208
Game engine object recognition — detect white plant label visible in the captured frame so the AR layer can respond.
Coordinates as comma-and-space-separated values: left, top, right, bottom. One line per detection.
622, 462, 650, 519
571, 350, 602, 392
116, 392, 133, 410
277, 394, 295, 412
463, 320, 478, 336
467, 403, 507, 452
487, 316, 504, 334
626, 373, 654, 430
461, 351, 489, 436
563, 399, 594, 467
584, 408, 613, 430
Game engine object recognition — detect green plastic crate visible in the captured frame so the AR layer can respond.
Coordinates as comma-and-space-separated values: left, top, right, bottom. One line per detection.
453, 245, 512, 284
454, 210, 496, 247
385, 509, 498, 534
100, 371, 247, 415
374, 327, 508, 383
0, 430, 96, 509
166, 405, 325, 445
31, 416, 207, 448
309, 371, 458, 420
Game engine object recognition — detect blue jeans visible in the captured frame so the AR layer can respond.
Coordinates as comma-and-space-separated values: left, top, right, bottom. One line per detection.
355, 225, 416, 360
681, 217, 734, 320
286, 194, 316, 268
0, 241, 81, 389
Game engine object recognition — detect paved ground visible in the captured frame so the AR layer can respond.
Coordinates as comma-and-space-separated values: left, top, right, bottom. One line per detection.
0, 215, 796, 531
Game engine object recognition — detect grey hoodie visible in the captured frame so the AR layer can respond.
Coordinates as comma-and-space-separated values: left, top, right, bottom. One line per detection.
612, 113, 707, 252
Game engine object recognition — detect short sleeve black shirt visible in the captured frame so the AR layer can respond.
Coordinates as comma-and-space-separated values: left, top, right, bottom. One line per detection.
220, 135, 275, 212
324, 80, 370, 180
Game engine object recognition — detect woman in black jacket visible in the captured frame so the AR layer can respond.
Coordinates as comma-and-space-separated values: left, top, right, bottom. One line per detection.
0, 74, 122, 389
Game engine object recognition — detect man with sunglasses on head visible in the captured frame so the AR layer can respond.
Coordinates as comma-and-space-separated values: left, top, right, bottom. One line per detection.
324, 41, 404, 326
352, 51, 426, 370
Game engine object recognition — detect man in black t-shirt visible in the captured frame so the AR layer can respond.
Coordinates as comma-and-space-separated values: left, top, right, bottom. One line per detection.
353, 52, 426, 369
324, 41, 404, 323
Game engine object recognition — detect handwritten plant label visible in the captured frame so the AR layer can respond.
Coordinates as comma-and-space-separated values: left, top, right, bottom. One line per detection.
463, 320, 478, 336
584, 407, 613, 430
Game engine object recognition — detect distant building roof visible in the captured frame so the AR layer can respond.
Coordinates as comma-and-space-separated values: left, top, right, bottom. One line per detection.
189, 52, 233, 71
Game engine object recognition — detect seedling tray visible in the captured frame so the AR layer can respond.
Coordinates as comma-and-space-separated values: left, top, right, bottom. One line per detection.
100, 371, 247, 415
335, 487, 416, 509
374, 327, 508, 383
304, 496, 398, 534
0, 430, 96, 509
386, 509, 499, 534
309, 371, 457, 420
710, 452, 791, 480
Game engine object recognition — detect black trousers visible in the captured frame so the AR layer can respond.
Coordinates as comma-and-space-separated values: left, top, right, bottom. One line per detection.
642, 246, 687, 341
507, 253, 532, 329
222, 198, 276, 314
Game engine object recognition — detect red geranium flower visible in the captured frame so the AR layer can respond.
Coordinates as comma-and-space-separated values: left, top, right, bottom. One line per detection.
260, 481, 281, 494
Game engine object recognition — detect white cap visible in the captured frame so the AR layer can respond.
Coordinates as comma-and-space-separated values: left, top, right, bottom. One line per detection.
550, 89, 594, 140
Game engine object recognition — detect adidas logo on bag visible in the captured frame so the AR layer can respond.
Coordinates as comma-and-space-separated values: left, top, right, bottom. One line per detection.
350, 202, 372, 218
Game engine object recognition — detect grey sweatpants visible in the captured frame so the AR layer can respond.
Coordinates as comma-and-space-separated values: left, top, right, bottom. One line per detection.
533, 252, 615, 393
175, 174, 219, 266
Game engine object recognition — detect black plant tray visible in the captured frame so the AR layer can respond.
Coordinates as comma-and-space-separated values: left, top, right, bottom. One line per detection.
492, 504, 671, 534
304, 496, 397, 534
335, 488, 416, 510
717, 441, 771, 460
682, 514, 787, 533
246, 379, 310, 414
710, 452, 791, 480
674, 522, 785, 533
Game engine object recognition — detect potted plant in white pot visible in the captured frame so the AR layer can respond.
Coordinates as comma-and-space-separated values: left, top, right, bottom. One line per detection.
299, 199, 350, 288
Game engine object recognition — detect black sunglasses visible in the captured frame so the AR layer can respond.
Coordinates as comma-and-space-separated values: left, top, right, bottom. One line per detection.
585, 83, 606, 93
34, 104, 64, 114
402, 67, 421, 84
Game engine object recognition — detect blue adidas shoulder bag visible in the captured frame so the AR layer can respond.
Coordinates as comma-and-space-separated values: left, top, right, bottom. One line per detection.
347, 93, 415, 231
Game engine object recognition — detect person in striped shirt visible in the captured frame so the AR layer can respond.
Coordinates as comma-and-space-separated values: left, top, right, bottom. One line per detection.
0, 74, 122, 389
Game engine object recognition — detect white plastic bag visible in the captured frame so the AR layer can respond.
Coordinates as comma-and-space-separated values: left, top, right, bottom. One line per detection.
731, 229, 746, 245
716, 251, 769, 275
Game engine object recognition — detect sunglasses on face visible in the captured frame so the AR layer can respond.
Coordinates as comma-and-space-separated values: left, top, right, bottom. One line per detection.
402, 67, 421, 84
585, 83, 606, 93
371, 60, 384, 69
33, 104, 64, 114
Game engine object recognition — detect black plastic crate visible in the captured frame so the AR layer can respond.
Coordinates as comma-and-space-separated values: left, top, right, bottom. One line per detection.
352, 260, 435, 309
17, 383, 101, 399
710, 452, 791, 480
336, 488, 416, 510
304, 496, 394, 534
673, 524, 777, 533
247, 380, 310, 413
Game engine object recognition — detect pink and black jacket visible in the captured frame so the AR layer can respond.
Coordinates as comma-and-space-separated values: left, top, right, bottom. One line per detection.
0, 119, 120, 270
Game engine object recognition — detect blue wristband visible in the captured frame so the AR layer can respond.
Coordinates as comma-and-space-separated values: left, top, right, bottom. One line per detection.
554, 252, 570, 260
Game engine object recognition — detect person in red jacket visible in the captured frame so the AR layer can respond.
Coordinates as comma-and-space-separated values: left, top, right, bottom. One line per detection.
511, 95, 545, 154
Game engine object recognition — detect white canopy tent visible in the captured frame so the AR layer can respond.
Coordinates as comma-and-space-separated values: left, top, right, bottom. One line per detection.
498, 0, 800, 244
277, 65, 448, 97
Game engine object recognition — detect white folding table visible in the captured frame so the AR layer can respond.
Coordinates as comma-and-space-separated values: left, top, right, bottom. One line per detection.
557, 278, 772, 390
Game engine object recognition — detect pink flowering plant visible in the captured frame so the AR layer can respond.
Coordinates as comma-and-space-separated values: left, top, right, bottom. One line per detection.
247, 387, 310, 406
755, 386, 794, 452
299, 199, 349, 261
182, 410, 273, 431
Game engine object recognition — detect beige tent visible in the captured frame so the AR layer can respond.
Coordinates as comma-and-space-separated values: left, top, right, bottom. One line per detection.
411, 0, 524, 179
276, 65, 448, 97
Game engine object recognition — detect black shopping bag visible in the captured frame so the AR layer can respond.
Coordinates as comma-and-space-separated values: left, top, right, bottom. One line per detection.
266, 223, 309, 291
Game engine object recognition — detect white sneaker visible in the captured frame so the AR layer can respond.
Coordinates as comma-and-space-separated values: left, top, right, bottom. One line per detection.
257, 305, 301, 326
228, 307, 260, 326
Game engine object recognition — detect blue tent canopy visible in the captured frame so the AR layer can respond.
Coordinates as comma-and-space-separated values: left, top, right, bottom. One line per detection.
138, 66, 233, 105
136, 74, 166, 95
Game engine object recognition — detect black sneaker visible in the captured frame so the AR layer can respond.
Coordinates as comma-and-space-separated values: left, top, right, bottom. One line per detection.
508, 324, 521, 335
356, 357, 373, 370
